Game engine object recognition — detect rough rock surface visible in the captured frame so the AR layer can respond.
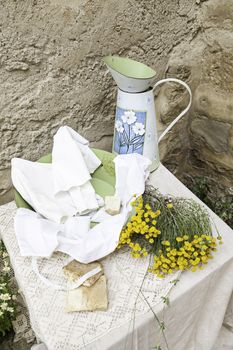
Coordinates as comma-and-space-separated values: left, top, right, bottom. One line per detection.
1, 336, 33, 350
0, 0, 202, 203
157, 0, 233, 192
0, 0, 233, 204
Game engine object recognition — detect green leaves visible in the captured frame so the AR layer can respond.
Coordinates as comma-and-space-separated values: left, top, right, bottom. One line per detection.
161, 296, 170, 306
159, 321, 166, 331
153, 346, 162, 350
170, 279, 180, 286
143, 186, 212, 256
186, 176, 233, 229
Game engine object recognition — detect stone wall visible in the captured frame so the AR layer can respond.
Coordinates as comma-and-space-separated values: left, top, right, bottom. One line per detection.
0, 0, 232, 204
157, 0, 233, 193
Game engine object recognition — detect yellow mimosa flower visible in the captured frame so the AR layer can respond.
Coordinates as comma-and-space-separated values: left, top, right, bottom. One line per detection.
167, 203, 173, 209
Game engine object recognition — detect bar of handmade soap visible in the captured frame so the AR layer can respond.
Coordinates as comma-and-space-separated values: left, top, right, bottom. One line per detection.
63, 260, 103, 287
66, 275, 108, 312
105, 196, 121, 215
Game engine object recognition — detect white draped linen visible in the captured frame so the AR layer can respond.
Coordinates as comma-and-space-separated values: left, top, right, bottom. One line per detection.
12, 126, 151, 264
0, 164, 233, 350
11, 126, 101, 223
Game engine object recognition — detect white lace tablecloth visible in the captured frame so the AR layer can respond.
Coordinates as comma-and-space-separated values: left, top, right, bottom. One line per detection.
1, 164, 233, 350
0, 202, 178, 350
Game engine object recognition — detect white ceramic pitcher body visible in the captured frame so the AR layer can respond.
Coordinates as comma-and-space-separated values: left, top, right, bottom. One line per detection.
112, 78, 192, 171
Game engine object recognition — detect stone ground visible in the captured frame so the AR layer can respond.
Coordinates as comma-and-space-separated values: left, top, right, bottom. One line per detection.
1, 332, 33, 350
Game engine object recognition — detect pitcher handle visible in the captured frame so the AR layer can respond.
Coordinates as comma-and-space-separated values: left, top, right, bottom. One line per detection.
153, 78, 192, 143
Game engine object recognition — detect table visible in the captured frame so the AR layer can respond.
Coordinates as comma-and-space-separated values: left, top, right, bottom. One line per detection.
1, 164, 233, 350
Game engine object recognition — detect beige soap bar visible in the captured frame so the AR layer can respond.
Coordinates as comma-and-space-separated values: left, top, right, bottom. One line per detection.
105, 196, 121, 215
66, 275, 108, 312
63, 260, 103, 287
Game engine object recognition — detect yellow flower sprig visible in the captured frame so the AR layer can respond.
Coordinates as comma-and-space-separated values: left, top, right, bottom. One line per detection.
117, 187, 223, 278
149, 234, 223, 278
143, 186, 214, 256
117, 195, 161, 258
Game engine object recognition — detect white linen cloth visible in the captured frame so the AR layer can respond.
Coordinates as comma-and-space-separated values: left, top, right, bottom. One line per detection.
13, 154, 151, 263
12, 126, 151, 263
91, 153, 151, 224
52, 126, 101, 214
11, 126, 101, 223
114, 153, 151, 206
1, 165, 232, 350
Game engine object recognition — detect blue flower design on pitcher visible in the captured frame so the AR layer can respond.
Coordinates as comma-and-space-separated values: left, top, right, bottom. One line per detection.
114, 107, 146, 155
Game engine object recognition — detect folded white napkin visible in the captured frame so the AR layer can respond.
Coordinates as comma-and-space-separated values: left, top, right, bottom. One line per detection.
12, 126, 101, 223
13, 145, 151, 263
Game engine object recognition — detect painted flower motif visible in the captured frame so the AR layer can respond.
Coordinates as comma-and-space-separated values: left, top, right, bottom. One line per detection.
115, 120, 124, 133
132, 122, 145, 136
121, 110, 137, 125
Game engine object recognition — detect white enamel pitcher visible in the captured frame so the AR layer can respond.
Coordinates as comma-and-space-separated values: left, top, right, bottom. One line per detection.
103, 56, 192, 170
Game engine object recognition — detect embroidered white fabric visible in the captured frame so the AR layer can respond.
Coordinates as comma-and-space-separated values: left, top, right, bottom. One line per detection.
0, 201, 179, 350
